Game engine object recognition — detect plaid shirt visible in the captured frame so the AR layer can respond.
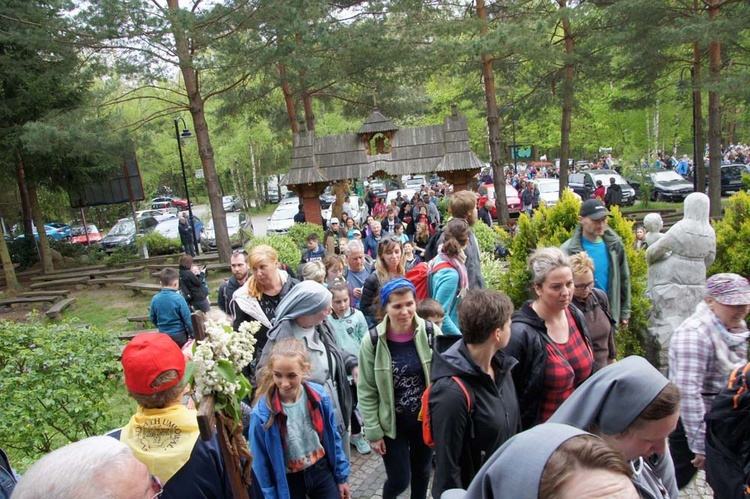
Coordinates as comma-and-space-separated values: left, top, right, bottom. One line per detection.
538, 309, 594, 423
669, 301, 749, 455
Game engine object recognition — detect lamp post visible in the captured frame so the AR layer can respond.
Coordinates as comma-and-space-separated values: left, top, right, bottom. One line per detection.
679, 66, 698, 192
174, 117, 198, 255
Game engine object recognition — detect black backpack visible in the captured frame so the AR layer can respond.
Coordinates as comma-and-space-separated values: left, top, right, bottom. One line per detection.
422, 228, 443, 262
705, 362, 750, 499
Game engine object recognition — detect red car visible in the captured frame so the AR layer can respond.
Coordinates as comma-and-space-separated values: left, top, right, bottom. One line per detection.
70, 224, 103, 245
477, 183, 522, 218
152, 196, 189, 209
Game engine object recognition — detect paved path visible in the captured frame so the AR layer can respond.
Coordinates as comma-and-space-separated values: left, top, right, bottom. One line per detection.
348, 450, 711, 498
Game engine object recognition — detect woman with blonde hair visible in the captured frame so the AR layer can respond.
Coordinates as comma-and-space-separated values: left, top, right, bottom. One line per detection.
232, 244, 299, 364
359, 235, 405, 326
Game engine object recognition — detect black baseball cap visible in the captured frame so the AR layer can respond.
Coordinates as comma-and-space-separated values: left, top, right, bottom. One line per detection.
579, 199, 611, 220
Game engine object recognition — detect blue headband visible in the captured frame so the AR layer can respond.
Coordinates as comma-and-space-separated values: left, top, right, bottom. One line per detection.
380, 277, 416, 308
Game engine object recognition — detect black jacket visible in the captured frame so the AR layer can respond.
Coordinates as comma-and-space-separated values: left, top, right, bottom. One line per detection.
217, 276, 242, 315
358, 272, 381, 323
179, 268, 208, 308
429, 336, 520, 498
605, 183, 623, 208
503, 301, 592, 430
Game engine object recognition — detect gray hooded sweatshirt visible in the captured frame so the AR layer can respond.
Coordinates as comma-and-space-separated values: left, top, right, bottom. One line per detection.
441, 423, 591, 499
548, 356, 678, 499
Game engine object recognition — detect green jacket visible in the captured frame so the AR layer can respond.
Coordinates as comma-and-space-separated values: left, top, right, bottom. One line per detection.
357, 315, 438, 441
561, 225, 631, 323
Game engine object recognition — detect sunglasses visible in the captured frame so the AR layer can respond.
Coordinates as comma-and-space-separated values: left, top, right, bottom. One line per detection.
149, 474, 164, 499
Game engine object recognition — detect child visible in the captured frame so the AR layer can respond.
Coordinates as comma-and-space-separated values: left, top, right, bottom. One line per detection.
149, 267, 194, 347
403, 241, 421, 271
250, 338, 351, 499
327, 281, 371, 455
323, 254, 345, 288
394, 223, 408, 245
416, 298, 444, 329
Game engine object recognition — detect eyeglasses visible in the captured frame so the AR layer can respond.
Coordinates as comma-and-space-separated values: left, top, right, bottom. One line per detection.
149, 474, 164, 499
574, 281, 596, 291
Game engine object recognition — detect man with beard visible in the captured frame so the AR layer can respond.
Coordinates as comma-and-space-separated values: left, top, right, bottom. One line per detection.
218, 249, 250, 317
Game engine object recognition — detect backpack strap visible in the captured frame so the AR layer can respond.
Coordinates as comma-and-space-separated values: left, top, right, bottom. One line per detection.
450, 375, 472, 412
369, 326, 378, 349
371, 320, 435, 349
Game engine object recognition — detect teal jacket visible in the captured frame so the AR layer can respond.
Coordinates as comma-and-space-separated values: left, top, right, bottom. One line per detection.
429, 256, 462, 335
561, 225, 631, 323
357, 315, 439, 441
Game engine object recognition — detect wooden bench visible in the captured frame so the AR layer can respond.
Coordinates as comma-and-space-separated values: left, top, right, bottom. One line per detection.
19, 290, 70, 298
45, 297, 76, 320
90, 277, 137, 287
45, 265, 106, 275
127, 314, 151, 329
0, 296, 61, 309
90, 266, 145, 277
118, 329, 157, 340
30, 272, 85, 282
30, 277, 90, 290
122, 282, 162, 295
147, 264, 178, 271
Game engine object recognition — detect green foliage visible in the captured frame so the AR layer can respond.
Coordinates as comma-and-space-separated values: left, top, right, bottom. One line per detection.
481, 252, 508, 293
103, 245, 140, 266
472, 221, 500, 255
497, 190, 650, 358
140, 232, 182, 256
287, 223, 325, 250
7, 239, 39, 271
437, 196, 450, 223
710, 191, 750, 278
0, 318, 122, 462
246, 235, 302, 270
742, 173, 750, 191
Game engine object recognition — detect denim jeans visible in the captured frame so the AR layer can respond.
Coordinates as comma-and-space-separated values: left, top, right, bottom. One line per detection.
381, 420, 433, 499
286, 458, 339, 499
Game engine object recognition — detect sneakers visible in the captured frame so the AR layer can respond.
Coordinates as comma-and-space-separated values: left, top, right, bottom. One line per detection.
351, 433, 372, 455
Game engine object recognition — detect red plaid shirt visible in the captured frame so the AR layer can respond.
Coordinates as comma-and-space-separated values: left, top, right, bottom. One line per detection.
538, 308, 594, 423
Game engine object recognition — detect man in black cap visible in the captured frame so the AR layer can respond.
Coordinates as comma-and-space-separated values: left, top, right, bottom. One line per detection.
561, 199, 631, 329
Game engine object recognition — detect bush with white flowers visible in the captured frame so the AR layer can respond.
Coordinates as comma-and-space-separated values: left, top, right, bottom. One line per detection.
187, 319, 260, 422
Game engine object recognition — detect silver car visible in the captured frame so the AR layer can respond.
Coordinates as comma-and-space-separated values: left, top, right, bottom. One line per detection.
201, 212, 253, 251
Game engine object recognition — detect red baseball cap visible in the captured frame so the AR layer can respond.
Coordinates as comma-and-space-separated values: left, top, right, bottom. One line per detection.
122, 333, 186, 395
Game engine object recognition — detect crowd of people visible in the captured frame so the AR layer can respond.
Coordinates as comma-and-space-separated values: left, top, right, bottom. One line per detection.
5, 176, 750, 499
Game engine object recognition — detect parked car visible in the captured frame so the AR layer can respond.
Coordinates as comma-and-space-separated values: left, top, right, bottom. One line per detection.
569, 170, 636, 206
267, 200, 299, 236
694, 163, 745, 196
152, 196, 190, 209
368, 180, 388, 200
385, 189, 418, 207
222, 195, 243, 212
15, 222, 72, 241
70, 224, 103, 245
404, 176, 427, 190
201, 212, 253, 251
477, 183, 522, 218
100, 217, 159, 253
319, 186, 336, 209
322, 195, 368, 227
150, 201, 180, 215
532, 178, 582, 207
136, 209, 175, 222
267, 188, 281, 204
626, 169, 694, 202
153, 216, 204, 242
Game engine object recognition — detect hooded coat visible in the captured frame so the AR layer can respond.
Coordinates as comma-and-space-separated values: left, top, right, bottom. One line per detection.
429, 336, 520, 498
548, 356, 679, 499
503, 301, 592, 430
441, 423, 594, 499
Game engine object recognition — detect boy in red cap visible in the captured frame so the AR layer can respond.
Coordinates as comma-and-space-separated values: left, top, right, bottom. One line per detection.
108, 332, 239, 498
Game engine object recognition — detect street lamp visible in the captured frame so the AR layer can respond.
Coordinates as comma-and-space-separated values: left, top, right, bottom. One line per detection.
174, 117, 199, 255
678, 66, 698, 192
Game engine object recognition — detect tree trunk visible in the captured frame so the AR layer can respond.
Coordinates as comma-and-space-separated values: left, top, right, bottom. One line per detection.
28, 185, 53, 273
476, 0, 508, 226
693, 38, 706, 193
558, 0, 575, 195
15, 149, 34, 239
278, 62, 299, 134
0, 233, 20, 294
166, 0, 231, 262
707, 2, 722, 217
296, 35, 315, 134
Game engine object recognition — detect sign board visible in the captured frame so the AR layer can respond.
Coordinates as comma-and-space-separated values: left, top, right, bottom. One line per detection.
195, 169, 204, 179
68, 151, 145, 208
510, 145, 533, 160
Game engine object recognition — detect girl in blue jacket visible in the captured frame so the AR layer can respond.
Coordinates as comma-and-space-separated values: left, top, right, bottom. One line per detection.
250, 338, 351, 499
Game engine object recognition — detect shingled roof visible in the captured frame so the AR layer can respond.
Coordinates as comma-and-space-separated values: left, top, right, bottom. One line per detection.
356, 109, 399, 135
284, 110, 482, 186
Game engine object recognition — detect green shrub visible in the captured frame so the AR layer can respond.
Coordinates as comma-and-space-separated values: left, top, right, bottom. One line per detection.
472, 221, 499, 254
710, 190, 750, 278
742, 173, 750, 191
437, 196, 450, 223
0, 318, 123, 468
140, 232, 182, 256
481, 252, 508, 292
104, 245, 140, 266
287, 223, 325, 249
7, 238, 38, 270
246, 235, 302, 269
498, 190, 650, 360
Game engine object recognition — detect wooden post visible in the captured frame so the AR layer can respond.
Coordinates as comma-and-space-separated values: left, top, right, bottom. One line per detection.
191, 311, 250, 499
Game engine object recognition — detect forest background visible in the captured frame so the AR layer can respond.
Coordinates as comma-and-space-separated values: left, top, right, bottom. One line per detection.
0, 0, 748, 268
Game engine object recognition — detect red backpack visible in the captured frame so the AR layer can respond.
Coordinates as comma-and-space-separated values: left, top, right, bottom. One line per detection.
405, 260, 454, 301
419, 376, 472, 447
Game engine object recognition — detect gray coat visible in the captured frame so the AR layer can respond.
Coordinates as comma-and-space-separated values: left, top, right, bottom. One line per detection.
437, 228, 485, 290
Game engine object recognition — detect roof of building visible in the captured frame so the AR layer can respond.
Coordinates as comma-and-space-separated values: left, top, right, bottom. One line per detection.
284, 110, 482, 186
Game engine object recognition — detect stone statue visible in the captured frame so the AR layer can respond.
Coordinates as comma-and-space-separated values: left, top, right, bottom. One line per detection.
646, 193, 716, 369
643, 213, 664, 248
